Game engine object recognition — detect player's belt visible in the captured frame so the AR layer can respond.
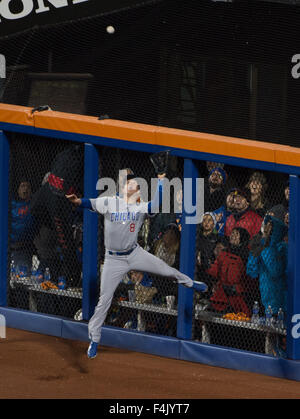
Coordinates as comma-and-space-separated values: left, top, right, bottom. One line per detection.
108, 245, 137, 256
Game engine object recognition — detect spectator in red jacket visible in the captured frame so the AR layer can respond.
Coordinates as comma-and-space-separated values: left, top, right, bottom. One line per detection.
208, 227, 251, 316
224, 188, 263, 240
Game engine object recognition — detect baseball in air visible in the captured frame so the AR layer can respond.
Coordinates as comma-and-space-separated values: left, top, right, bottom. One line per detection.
106, 25, 115, 34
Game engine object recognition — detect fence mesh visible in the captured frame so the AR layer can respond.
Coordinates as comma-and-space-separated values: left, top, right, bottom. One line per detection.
0, 1, 300, 147
6, 131, 290, 356
192, 161, 289, 357
96, 146, 183, 337
7, 133, 84, 319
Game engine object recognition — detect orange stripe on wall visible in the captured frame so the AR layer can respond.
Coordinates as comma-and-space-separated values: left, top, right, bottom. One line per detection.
0, 104, 34, 126
0, 103, 300, 167
156, 127, 276, 163
33, 111, 157, 145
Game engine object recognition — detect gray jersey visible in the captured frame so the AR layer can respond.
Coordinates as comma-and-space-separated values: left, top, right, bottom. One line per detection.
90, 196, 148, 252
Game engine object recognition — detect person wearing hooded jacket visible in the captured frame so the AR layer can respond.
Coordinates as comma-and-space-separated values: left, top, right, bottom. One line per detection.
207, 227, 251, 316
213, 189, 236, 236
246, 215, 288, 315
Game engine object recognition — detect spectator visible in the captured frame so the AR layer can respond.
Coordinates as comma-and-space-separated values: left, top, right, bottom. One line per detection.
33, 173, 61, 280
11, 180, 35, 273
208, 227, 251, 316
196, 235, 228, 297
225, 188, 263, 240
206, 161, 225, 173
198, 161, 225, 179
267, 181, 289, 218
284, 212, 289, 229
153, 225, 181, 268
247, 215, 288, 315
245, 171, 269, 217
283, 180, 289, 211
213, 190, 236, 236
214, 235, 229, 258
30, 145, 84, 288
204, 167, 227, 212
196, 212, 218, 272
266, 204, 287, 225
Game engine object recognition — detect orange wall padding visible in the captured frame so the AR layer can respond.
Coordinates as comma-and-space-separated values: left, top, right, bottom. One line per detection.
0, 103, 300, 167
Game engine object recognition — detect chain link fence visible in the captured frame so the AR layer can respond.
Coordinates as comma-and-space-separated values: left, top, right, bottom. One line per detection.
1, 1, 300, 148
192, 161, 289, 357
97, 146, 183, 337
7, 133, 84, 319
6, 131, 290, 357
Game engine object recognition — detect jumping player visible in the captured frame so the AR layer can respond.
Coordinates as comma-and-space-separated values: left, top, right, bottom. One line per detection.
66, 171, 207, 359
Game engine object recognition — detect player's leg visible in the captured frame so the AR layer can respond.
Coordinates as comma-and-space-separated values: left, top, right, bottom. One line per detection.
128, 246, 207, 291
87, 255, 129, 357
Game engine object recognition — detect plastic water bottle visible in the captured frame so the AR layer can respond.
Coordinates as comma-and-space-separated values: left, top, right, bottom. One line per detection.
277, 308, 285, 330
251, 301, 260, 324
10, 260, 17, 280
44, 267, 51, 282
265, 305, 273, 327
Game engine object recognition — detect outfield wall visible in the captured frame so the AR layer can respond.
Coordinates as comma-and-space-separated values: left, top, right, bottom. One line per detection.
1, 104, 300, 381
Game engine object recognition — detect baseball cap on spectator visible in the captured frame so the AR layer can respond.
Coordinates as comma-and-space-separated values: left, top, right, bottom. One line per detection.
229, 187, 251, 204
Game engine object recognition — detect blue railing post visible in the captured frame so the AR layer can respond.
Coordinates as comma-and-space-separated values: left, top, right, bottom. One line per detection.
177, 158, 199, 340
0, 131, 9, 306
82, 143, 99, 321
287, 174, 300, 359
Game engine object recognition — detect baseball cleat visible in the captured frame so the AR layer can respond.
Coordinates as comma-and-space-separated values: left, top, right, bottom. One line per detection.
193, 281, 208, 293
87, 341, 98, 359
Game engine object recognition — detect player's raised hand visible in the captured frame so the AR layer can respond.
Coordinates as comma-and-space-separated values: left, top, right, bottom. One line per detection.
158, 173, 166, 179
65, 194, 82, 206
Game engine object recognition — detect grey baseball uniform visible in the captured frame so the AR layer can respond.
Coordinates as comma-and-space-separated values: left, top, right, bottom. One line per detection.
85, 179, 194, 344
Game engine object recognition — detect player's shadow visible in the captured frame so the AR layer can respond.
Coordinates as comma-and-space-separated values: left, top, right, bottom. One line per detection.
50, 338, 90, 374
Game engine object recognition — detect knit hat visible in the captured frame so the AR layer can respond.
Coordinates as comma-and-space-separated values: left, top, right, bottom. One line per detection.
209, 167, 227, 184
201, 212, 217, 227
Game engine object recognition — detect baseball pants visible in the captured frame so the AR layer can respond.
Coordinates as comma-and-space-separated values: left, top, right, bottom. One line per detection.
88, 245, 194, 343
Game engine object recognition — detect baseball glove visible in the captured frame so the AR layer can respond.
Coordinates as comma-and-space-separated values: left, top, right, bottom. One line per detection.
150, 150, 170, 175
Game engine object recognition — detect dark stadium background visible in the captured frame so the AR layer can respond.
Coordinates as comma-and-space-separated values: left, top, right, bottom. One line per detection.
1, 0, 300, 147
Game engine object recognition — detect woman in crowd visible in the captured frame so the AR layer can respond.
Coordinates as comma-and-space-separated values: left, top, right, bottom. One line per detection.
245, 171, 269, 218
247, 215, 288, 315
207, 227, 251, 316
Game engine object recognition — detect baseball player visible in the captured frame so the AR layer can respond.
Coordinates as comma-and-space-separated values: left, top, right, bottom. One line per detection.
66, 163, 207, 359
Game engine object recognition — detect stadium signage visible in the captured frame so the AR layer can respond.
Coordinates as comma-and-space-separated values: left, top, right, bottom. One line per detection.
0, 0, 156, 37
0, 0, 89, 22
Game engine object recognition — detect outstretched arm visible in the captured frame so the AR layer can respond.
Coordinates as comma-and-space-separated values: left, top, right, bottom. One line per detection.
66, 194, 93, 210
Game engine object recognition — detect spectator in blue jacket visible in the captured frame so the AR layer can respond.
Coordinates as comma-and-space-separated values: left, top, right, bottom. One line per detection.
213, 189, 236, 236
11, 180, 36, 273
246, 215, 288, 315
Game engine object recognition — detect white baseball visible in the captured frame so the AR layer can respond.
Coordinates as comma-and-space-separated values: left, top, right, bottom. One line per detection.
106, 26, 115, 34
